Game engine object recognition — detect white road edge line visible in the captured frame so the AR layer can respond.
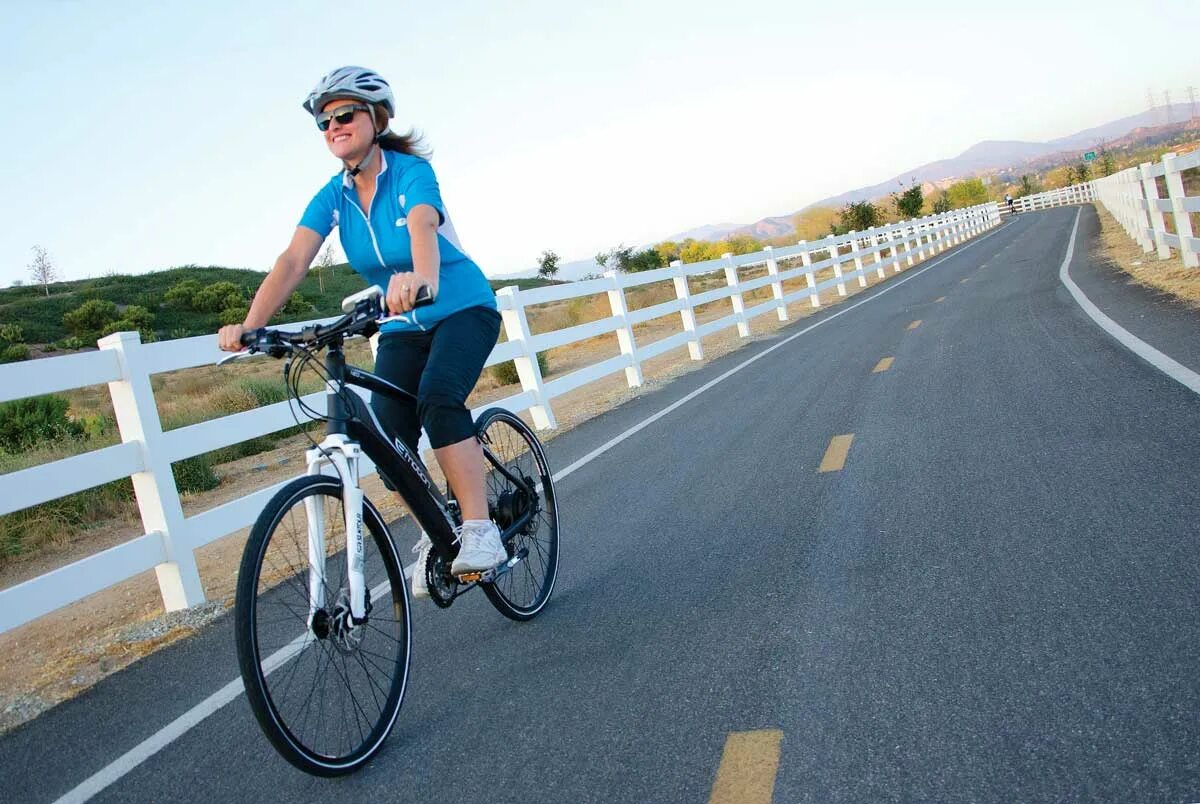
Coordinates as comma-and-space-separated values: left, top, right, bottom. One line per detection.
1059, 208, 1200, 396
54, 220, 1009, 803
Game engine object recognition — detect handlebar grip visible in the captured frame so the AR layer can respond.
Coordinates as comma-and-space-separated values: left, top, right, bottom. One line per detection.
239, 328, 267, 348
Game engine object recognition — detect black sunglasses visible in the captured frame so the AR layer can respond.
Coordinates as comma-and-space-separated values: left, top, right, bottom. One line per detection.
316, 103, 369, 131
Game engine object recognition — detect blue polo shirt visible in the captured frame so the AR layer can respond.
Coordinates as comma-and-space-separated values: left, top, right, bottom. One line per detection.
299, 150, 496, 332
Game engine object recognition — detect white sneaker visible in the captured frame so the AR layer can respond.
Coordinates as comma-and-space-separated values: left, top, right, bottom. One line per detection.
410, 533, 433, 599
451, 520, 507, 576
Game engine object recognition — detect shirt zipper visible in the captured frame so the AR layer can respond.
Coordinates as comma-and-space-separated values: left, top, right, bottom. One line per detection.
345, 165, 428, 331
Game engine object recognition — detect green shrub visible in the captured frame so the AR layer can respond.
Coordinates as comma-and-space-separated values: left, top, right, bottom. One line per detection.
63, 299, 119, 339
192, 281, 244, 313
102, 304, 156, 340
0, 344, 29, 364
0, 323, 24, 343
78, 413, 116, 440
56, 336, 87, 351
219, 304, 250, 326
489, 352, 549, 386
164, 279, 203, 309
279, 292, 314, 317
172, 455, 220, 494
0, 394, 85, 452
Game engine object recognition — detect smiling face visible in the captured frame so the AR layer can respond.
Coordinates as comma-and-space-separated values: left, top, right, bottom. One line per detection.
321, 98, 375, 163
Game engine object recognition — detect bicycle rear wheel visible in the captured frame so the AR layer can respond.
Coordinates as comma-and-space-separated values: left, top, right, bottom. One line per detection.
475, 408, 559, 620
234, 475, 411, 776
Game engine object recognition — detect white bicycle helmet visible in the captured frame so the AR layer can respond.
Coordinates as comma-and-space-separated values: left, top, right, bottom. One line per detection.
303, 66, 395, 119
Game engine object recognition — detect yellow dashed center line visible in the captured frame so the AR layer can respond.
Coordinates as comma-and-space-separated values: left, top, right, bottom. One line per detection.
934, 296, 946, 303
818, 434, 854, 473
709, 730, 784, 804
872, 357, 894, 373
907, 319, 922, 330
960, 277, 970, 283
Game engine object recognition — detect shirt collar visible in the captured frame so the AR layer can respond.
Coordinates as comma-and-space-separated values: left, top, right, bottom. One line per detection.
341, 147, 389, 190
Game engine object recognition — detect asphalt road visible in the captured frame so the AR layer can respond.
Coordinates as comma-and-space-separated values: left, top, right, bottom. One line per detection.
3, 206, 1198, 803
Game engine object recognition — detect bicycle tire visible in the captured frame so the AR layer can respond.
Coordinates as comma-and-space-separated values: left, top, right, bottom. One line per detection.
475, 408, 559, 621
235, 475, 411, 776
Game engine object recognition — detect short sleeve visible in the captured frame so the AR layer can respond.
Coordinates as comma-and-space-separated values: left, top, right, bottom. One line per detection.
398, 159, 446, 225
298, 181, 339, 237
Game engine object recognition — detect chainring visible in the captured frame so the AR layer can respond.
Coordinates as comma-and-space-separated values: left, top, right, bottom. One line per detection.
424, 549, 457, 608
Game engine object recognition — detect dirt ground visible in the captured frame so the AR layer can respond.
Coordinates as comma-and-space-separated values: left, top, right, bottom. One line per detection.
1092, 204, 1200, 308
0, 222, 1042, 733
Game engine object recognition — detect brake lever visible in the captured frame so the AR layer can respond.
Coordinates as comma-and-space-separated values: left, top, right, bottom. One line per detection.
217, 350, 262, 366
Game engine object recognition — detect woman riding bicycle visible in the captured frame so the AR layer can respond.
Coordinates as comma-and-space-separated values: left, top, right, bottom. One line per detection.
217, 65, 506, 598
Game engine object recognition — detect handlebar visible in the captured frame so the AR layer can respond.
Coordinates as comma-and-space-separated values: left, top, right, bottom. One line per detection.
237, 284, 434, 355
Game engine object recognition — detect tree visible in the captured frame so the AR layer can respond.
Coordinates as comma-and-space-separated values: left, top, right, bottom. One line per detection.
895, 184, 924, 218
792, 207, 841, 241
63, 299, 119, 340
931, 191, 952, 214
537, 249, 560, 280
945, 178, 989, 209
1099, 151, 1116, 177
1019, 174, 1037, 197
654, 241, 681, 265
28, 245, 57, 297
839, 201, 882, 232
314, 244, 336, 293
1076, 161, 1091, 182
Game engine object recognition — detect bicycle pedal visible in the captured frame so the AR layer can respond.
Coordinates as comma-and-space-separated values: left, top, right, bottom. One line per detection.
455, 570, 484, 583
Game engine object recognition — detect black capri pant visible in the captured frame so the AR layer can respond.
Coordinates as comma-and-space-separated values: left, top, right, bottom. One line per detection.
370, 305, 502, 453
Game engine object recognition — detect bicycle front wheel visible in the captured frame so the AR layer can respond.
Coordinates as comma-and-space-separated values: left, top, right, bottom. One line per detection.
476, 408, 559, 621
234, 475, 411, 776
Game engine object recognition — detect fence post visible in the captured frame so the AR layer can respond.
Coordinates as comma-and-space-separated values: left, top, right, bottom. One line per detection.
1139, 162, 1171, 259
604, 270, 644, 387
723, 253, 751, 337
888, 226, 903, 273
670, 260, 704, 360
848, 232, 868, 287
1162, 152, 1198, 268
763, 245, 788, 321
798, 241, 820, 307
494, 286, 557, 430
914, 223, 927, 261
868, 228, 886, 279
829, 239, 848, 296
99, 331, 205, 612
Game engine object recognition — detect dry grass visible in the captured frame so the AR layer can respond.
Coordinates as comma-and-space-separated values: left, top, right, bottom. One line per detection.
1093, 203, 1200, 308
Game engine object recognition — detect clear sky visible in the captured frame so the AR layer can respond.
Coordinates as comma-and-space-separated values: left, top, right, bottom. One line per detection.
2, 0, 1197, 286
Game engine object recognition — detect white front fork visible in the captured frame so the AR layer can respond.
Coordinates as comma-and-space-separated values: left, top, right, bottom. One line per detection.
305, 435, 368, 626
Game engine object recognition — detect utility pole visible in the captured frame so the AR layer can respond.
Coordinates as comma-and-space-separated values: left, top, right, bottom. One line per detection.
1189, 86, 1197, 120
1147, 88, 1156, 118
1163, 90, 1172, 124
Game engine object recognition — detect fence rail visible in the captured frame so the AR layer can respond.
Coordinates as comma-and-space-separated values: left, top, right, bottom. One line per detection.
1092, 149, 1200, 268
0, 201, 1001, 634
995, 182, 1097, 216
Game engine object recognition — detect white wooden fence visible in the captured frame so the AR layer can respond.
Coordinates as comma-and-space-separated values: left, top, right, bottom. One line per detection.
1092, 149, 1200, 268
0, 202, 1000, 634
997, 182, 1097, 216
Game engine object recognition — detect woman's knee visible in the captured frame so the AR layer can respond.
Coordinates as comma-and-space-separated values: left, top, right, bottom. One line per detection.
416, 392, 475, 448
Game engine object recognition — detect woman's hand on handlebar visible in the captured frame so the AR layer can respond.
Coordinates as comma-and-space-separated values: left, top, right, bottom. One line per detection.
386, 272, 435, 314
218, 323, 247, 352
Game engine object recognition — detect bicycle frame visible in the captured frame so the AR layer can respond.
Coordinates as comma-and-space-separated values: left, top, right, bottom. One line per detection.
299, 339, 536, 623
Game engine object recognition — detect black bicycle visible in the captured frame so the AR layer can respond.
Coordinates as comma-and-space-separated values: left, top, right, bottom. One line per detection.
224, 285, 559, 776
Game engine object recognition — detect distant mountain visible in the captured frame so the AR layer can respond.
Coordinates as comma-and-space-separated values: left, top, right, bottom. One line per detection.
497, 104, 1198, 277
713, 103, 1197, 242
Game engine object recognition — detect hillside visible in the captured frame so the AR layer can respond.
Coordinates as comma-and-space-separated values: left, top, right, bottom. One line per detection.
0, 265, 557, 351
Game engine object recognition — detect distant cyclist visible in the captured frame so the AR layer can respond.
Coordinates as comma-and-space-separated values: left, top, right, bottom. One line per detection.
1005, 193, 1015, 214
217, 66, 507, 598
